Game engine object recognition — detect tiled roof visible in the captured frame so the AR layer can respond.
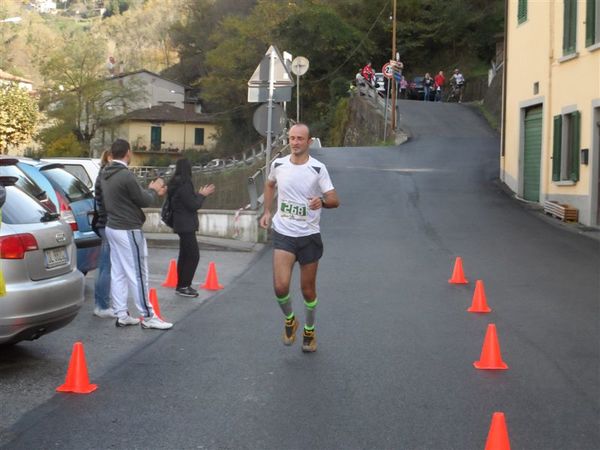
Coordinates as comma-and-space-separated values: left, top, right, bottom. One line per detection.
117, 104, 215, 124
0, 69, 33, 85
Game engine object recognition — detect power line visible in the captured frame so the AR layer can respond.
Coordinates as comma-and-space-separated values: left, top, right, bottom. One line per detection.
307, 2, 390, 84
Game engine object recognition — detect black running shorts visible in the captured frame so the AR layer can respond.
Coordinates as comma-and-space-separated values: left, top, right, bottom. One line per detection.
273, 230, 323, 265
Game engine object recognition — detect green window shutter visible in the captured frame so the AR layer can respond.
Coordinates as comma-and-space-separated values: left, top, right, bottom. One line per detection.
586, 0, 596, 46
518, 0, 528, 23
570, 111, 581, 182
563, 0, 578, 54
552, 115, 562, 181
194, 128, 204, 146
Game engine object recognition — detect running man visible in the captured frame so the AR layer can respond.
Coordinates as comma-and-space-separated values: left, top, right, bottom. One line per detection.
259, 123, 340, 352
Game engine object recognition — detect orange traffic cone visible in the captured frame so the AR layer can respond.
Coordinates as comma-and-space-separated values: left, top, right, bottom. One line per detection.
474, 324, 508, 370
161, 259, 178, 288
149, 288, 163, 320
484, 412, 511, 450
448, 257, 468, 284
468, 280, 492, 313
56, 342, 98, 394
200, 261, 223, 290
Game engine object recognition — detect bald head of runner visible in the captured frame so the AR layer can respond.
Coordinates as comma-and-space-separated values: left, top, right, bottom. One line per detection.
289, 123, 312, 163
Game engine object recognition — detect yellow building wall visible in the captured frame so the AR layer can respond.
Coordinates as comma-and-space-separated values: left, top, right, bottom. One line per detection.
503, 0, 600, 225
547, 1, 600, 199
503, 0, 552, 193
115, 120, 218, 166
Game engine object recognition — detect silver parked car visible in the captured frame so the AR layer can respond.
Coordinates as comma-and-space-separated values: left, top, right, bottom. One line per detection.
0, 177, 84, 345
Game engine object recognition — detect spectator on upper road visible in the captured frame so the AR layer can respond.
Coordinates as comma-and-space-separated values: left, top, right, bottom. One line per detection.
450, 68, 466, 103
399, 76, 408, 99
101, 138, 173, 330
423, 72, 434, 102
167, 158, 215, 298
434, 70, 445, 102
361, 62, 375, 86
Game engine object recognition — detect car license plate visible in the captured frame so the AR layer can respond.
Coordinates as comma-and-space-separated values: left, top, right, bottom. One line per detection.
45, 247, 68, 268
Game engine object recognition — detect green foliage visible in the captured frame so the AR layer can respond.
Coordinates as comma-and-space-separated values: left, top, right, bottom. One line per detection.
182, 148, 215, 167
0, 84, 38, 154
45, 134, 87, 156
37, 29, 143, 153
145, 154, 172, 167
328, 97, 350, 147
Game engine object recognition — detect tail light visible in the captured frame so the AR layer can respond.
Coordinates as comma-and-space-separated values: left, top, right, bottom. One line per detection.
0, 234, 38, 259
55, 190, 78, 231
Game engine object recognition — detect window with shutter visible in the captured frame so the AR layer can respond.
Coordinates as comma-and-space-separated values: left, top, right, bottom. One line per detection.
518, 0, 528, 23
553, 111, 581, 183
586, 0, 600, 46
563, 0, 578, 55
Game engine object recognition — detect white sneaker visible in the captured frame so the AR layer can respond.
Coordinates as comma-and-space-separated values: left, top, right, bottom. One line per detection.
141, 315, 173, 330
94, 307, 116, 319
115, 315, 141, 327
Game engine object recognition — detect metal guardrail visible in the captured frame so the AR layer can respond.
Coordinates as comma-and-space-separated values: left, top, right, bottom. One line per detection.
247, 132, 290, 210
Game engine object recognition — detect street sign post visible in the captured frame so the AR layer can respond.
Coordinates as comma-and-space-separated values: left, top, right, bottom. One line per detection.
291, 56, 309, 123
247, 45, 295, 178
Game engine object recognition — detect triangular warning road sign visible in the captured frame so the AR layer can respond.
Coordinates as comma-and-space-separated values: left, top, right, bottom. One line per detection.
248, 45, 295, 88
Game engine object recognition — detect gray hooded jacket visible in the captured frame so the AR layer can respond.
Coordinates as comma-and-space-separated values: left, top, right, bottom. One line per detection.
99, 161, 158, 230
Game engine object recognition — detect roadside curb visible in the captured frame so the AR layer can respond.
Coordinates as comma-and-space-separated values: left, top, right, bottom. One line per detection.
145, 233, 264, 252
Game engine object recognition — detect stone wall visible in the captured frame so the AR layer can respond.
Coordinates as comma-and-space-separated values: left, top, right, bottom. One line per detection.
343, 94, 389, 146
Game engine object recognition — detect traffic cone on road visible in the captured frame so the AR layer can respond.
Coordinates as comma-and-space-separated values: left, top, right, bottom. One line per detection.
467, 280, 492, 313
161, 259, 178, 288
149, 288, 163, 320
474, 324, 508, 370
448, 257, 468, 284
200, 262, 223, 290
56, 342, 98, 394
484, 412, 511, 450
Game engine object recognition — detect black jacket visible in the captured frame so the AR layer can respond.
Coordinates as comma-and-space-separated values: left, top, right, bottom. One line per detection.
169, 179, 206, 233
93, 167, 107, 229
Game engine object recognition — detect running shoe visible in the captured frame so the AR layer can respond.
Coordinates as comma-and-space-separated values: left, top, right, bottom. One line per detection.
94, 307, 116, 319
302, 328, 317, 353
176, 287, 199, 298
282, 317, 298, 345
115, 314, 141, 327
141, 315, 173, 330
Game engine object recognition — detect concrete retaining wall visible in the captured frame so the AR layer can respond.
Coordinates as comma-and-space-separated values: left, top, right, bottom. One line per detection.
142, 208, 266, 243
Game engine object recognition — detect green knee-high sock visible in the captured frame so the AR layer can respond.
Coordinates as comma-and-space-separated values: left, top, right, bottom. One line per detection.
276, 294, 294, 320
304, 298, 318, 330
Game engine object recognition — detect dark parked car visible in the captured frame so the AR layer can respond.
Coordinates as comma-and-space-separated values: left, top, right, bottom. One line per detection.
0, 176, 84, 345
408, 76, 436, 101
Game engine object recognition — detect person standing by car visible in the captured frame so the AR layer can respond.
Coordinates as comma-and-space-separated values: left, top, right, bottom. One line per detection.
167, 158, 215, 297
423, 72, 434, 102
434, 70, 445, 102
92, 150, 115, 318
101, 139, 173, 330
259, 123, 340, 353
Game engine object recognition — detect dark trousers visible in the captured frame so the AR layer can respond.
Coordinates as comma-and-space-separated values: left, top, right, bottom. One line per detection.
176, 232, 200, 289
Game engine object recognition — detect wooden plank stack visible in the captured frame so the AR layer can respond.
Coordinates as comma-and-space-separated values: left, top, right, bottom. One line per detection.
543, 200, 579, 222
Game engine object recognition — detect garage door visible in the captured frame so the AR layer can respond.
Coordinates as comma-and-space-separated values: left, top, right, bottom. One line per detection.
523, 106, 543, 202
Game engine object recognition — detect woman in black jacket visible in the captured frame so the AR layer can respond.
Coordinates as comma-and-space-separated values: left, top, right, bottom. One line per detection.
167, 158, 215, 297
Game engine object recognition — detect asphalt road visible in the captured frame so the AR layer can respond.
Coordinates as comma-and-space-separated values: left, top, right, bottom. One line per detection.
3, 100, 599, 449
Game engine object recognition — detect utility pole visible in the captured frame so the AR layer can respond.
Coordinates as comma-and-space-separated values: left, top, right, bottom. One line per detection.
391, 0, 397, 132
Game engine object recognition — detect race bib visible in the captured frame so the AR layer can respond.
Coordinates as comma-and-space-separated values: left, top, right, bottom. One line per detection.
280, 200, 308, 221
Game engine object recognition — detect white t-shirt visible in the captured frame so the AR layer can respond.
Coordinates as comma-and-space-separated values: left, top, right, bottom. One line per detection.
268, 155, 334, 237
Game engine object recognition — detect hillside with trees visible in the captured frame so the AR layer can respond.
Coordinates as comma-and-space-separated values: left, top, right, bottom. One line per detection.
1, 0, 504, 156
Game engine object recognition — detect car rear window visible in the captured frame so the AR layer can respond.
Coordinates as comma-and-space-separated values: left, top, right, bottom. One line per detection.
62, 164, 93, 189
0, 165, 45, 201
1, 186, 49, 224
41, 168, 93, 202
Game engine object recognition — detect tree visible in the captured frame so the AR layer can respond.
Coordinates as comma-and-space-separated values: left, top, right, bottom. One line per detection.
37, 30, 142, 155
0, 84, 38, 155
